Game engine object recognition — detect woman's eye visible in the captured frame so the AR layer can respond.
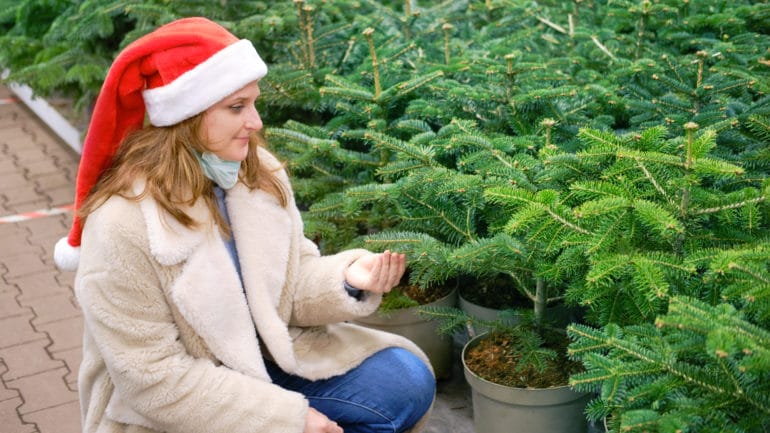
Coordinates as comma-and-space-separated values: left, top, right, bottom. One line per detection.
230, 104, 244, 113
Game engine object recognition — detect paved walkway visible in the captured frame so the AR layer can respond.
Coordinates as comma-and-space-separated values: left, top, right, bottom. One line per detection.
0, 82, 475, 433
0, 84, 81, 433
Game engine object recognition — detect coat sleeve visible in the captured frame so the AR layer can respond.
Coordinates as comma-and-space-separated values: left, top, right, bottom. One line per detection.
76, 203, 308, 433
257, 146, 384, 326
288, 237, 384, 326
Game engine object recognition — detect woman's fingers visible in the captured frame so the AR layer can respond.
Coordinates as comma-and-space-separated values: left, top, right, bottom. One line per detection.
392, 252, 406, 288
305, 408, 344, 433
345, 251, 408, 294
378, 251, 392, 292
383, 251, 403, 291
380, 251, 407, 292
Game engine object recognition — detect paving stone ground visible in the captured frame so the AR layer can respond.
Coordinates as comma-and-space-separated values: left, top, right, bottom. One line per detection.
0, 82, 475, 433
0, 83, 81, 433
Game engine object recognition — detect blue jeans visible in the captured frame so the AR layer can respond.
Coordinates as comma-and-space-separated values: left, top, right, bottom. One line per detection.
266, 347, 435, 433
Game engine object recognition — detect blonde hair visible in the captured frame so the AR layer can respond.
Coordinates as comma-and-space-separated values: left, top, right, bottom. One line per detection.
78, 113, 288, 236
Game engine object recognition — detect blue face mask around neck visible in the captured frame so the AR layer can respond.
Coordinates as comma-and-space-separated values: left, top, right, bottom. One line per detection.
194, 151, 242, 189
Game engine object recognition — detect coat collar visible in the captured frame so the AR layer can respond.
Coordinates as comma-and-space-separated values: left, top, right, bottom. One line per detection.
135, 181, 208, 266
137, 147, 291, 268
226, 181, 298, 372
135, 175, 300, 377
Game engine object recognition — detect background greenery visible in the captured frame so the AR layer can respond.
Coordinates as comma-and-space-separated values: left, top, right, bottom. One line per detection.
2, 1, 769, 432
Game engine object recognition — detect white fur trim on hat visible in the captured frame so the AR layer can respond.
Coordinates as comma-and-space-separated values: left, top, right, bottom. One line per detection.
142, 39, 268, 127
54, 236, 81, 271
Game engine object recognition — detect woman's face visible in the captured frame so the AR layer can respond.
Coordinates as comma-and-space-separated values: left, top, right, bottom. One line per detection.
201, 80, 263, 161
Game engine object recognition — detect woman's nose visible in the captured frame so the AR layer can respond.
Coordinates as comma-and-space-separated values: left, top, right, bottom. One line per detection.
245, 106, 263, 131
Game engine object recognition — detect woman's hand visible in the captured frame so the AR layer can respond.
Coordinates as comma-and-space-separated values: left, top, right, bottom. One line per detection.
304, 407, 343, 433
344, 250, 406, 294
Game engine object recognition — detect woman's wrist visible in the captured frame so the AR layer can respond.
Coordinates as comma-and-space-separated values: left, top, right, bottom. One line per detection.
343, 280, 365, 300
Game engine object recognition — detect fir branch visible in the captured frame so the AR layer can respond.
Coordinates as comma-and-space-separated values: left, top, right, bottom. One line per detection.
745, 115, 770, 142
417, 306, 472, 335
451, 135, 515, 169
505, 203, 548, 232
617, 148, 685, 169
307, 162, 336, 177
319, 86, 375, 102
572, 324, 752, 405
573, 197, 629, 218
401, 190, 475, 242
344, 183, 396, 202
332, 102, 383, 122
654, 95, 695, 116
569, 181, 630, 200
726, 263, 770, 285
447, 233, 528, 277
652, 72, 696, 97
692, 157, 745, 177
510, 86, 581, 105
392, 118, 433, 135
661, 297, 770, 349
585, 254, 631, 287
486, 187, 593, 235
586, 209, 628, 255
619, 411, 661, 432
267, 128, 338, 149
691, 195, 766, 216
590, 35, 615, 60
633, 199, 684, 238
578, 127, 624, 149
543, 204, 593, 235
364, 130, 436, 166
261, 69, 314, 102
536, 16, 567, 34
314, 21, 354, 43
638, 252, 696, 276
379, 70, 444, 101
307, 193, 346, 215
634, 159, 672, 204
324, 74, 370, 92
709, 78, 755, 95
573, 303, 770, 416
377, 160, 432, 177
363, 231, 436, 247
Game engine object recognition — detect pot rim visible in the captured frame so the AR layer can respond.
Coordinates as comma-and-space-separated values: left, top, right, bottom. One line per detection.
356, 286, 458, 326
462, 332, 582, 393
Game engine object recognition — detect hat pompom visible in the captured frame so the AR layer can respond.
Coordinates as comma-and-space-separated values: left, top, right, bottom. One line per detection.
54, 237, 80, 271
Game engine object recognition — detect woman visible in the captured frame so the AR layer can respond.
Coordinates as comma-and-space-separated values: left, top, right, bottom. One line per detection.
54, 17, 435, 433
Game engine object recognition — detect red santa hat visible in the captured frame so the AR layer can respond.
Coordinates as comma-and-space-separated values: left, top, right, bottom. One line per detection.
54, 17, 267, 271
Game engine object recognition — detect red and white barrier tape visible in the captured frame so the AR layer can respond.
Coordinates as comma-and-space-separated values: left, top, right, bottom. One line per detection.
0, 204, 74, 224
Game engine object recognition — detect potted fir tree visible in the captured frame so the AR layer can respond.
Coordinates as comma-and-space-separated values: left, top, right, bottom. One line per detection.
353, 269, 458, 380
489, 116, 769, 432
348, 114, 595, 433
265, 19, 459, 377
460, 318, 592, 433
343, 161, 492, 380
558, 122, 770, 431
421, 220, 593, 433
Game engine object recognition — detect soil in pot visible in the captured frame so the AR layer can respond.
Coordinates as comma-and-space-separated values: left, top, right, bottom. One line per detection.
464, 328, 582, 388
379, 280, 453, 312
457, 273, 530, 311
462, 332, 593, 433
356, 282, 457, 380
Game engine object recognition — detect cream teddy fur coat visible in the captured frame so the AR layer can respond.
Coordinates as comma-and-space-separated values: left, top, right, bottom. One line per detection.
74, 148, 432, 433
